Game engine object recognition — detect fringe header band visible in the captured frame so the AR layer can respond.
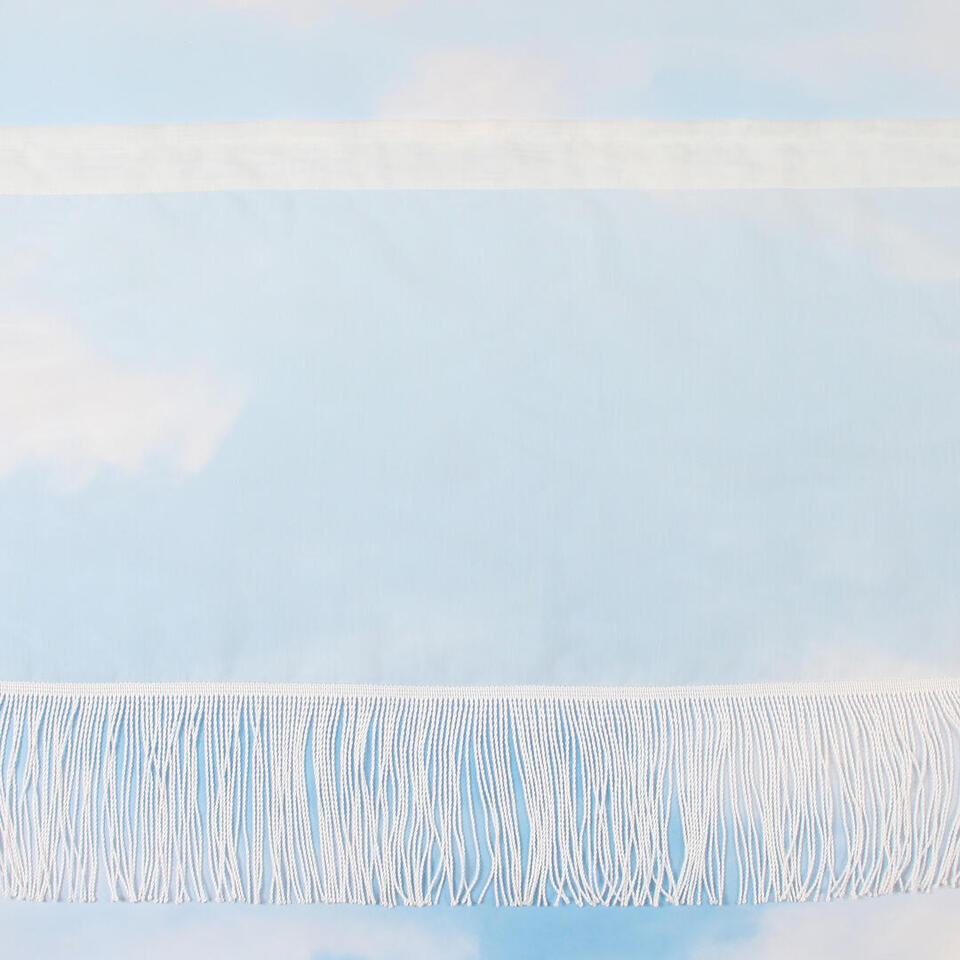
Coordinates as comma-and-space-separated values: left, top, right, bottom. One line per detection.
4, 119, 960, 195
0, 679, 958, 906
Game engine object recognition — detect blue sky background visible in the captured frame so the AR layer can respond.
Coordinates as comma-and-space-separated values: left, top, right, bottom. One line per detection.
2, 890, 960, 959
1, 188, 958, 684
2, 0, 960, 123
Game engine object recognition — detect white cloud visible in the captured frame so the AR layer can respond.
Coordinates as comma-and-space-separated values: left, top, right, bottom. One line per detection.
0, 902, 478, 960
690, 888, 960, 960
657, 191, 960, 286
378, 48, 575, 117
0, 315, 242, 486
803, 642, 960, 682
771, 4, 960, 101
794, 197, 960, 285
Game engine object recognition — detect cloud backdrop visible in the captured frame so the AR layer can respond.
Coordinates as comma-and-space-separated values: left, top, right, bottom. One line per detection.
0, 315, 242, 486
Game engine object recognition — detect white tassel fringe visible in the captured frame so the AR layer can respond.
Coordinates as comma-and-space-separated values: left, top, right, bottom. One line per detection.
0, 680, 959, 906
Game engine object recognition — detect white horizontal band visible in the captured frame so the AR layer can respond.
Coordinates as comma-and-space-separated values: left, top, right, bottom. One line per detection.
2, 119, 960, 195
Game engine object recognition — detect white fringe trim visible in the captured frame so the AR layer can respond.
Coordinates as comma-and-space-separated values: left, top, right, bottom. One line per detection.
0, 679, 959, 906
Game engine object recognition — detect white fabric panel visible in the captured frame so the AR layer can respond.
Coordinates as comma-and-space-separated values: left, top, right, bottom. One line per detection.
2, 120, 960, 195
